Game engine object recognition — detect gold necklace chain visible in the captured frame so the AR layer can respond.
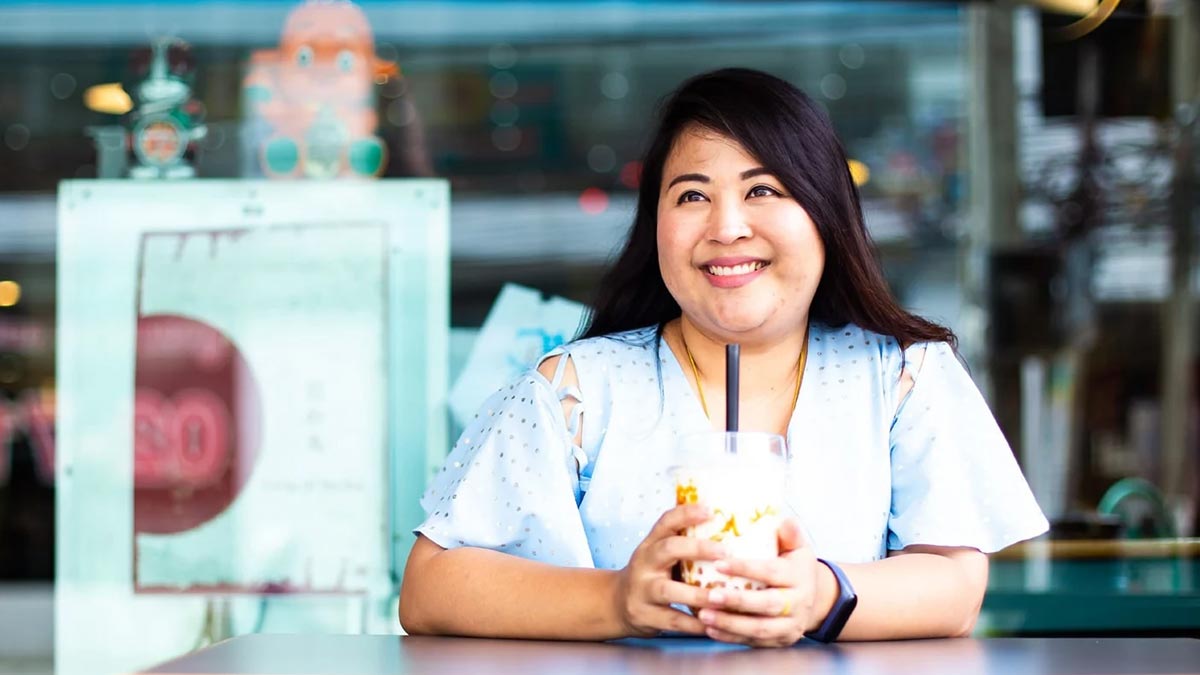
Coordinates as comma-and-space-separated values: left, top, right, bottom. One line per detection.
680, 324, 809, 421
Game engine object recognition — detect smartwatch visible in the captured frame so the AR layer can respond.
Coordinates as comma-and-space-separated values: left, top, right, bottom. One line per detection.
807, 558, 858, 643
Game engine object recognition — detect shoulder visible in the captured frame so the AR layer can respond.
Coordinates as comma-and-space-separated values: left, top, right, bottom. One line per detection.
538, 326, 658, 374
566, 326, 659, 359
814, 321, 956, 364
533, 325, 660, 444
809, 321, 905, 362
539, 325, 659, 375
810, 322, 958, 409
540, 326, 663, 392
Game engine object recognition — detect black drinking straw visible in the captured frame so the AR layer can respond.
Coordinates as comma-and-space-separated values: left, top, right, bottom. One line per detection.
725, 344, 740, 431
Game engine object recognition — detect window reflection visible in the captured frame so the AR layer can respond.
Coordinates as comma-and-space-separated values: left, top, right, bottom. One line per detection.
0, 2, 1195, 674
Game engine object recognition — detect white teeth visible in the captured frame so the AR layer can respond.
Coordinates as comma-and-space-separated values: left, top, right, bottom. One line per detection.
706, 261, 766, 276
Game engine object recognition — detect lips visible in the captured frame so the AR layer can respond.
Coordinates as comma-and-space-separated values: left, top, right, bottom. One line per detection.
704, 261, 767, 276
698, 256, 770, 289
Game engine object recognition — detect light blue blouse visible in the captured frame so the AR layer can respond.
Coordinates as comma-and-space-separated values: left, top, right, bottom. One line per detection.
416, 322, 1048, 568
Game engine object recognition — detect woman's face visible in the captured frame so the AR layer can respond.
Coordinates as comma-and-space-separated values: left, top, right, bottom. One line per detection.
657, 127, 825, 343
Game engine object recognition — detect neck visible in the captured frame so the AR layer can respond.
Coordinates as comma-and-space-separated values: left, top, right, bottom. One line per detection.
673, 316, 808, 411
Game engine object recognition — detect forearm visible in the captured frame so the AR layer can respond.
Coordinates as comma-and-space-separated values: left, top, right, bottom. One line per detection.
833, 550, 986, 641
400, 542, 627, 640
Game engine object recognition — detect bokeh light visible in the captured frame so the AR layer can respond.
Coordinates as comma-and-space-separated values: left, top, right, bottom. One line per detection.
579, 188, 609, 215
0, 280, 22, 307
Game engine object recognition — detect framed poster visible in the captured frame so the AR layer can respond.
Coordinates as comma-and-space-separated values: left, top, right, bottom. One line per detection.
56, 180, 447, 673
131, 222, 390, 593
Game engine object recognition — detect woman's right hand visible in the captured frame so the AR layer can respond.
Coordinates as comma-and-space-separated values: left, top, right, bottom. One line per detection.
613, 503, 726, 637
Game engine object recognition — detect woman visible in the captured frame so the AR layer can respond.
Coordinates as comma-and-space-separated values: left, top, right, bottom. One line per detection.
400, 68, 1047, 646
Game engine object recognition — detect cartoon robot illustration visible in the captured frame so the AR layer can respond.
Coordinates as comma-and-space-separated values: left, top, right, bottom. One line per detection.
243, 0, 398, 179
127, 38, 208, 179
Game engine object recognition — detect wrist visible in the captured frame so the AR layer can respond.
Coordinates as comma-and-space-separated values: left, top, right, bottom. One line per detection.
605, 568, 638, 639
807, 560, 840, 633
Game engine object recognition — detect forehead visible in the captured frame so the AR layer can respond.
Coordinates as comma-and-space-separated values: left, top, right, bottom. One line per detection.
664, 126, 760, 172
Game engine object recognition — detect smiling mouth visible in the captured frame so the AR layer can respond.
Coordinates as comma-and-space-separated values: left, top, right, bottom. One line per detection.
703, 261, 768, 276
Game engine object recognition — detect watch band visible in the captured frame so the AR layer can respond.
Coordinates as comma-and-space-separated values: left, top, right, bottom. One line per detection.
807, 558, 858, 643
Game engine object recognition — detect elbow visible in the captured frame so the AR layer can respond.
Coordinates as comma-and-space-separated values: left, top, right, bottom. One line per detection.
398, 580, 435, 635
397, 589, 422, 635
399, 535, 446, 636
951, 610, 979, 638
951, 584, 986, 638
950, 550, 988, 638
398, 557, 440, 635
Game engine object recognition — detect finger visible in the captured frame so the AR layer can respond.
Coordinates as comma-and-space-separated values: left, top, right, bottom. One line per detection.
777, 518, 810, 554
705, 625, 794, 649
647, 577, 722, 611
647, 503, 713, 542
647, 535, 725, 570
644, 606, 707, 635
704, 625, 752, 645
697, 608, 800, 645
708, 586, 793, 618
713, 557, 794, 588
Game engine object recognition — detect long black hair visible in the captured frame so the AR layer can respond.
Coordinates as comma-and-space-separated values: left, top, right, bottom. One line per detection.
579, 67, 955, 349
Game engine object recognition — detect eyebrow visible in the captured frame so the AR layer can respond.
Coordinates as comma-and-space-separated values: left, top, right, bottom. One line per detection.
666, 173, 708, 189
665, 167, 772, 189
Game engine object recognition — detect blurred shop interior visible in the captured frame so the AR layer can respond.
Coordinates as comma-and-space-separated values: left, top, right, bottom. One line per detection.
0, 0, 1197, 673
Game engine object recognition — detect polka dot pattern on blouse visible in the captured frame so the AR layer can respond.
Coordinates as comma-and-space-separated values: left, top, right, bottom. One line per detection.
416, 323, 1048, 569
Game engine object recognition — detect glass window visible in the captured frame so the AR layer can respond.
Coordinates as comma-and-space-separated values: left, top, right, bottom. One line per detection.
0, 2, 1195, 674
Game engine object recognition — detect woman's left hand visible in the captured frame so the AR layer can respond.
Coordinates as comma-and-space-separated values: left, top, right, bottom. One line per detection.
697, 518, 835, 647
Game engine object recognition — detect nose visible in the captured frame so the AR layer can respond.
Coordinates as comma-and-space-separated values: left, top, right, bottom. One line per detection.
706, 198, 752, 244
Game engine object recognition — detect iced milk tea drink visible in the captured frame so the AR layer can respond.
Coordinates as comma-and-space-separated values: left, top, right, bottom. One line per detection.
673, 431, 788, 592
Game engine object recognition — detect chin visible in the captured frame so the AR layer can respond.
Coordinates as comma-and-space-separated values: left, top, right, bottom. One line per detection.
707, 314, 770, 337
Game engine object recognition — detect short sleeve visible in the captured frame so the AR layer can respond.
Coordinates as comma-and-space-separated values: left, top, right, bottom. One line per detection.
415, 372, 595, 568
887, 342, 1049, 553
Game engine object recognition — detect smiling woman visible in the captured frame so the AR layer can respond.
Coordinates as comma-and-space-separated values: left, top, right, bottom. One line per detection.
400, 68, 1049, 647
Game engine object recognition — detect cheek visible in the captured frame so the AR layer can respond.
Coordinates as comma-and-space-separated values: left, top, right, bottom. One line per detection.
656, 214, 688, 262
810, 228, 827, 271
776, 212, 824, 280
791, 212, 824, 260
655, 221, 673, 278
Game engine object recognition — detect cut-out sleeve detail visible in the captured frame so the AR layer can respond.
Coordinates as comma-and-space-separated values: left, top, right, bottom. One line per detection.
414, 371, 594, 567
537, 350, 591, 491
893, 343, 928, 414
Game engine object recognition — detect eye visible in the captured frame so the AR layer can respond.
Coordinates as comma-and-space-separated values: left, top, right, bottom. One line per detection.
336, 50, 356, 73
676, 190, 707, 205
296, 45, 314, 67
748, 184, 782, 198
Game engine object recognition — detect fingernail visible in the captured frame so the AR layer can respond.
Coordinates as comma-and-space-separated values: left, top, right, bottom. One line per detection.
708, 590, 726, 604
713, 560, 730, 572
698, 609, 714, 624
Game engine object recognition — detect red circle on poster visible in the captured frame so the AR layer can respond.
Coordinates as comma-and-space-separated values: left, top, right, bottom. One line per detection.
133, 314, 262, 535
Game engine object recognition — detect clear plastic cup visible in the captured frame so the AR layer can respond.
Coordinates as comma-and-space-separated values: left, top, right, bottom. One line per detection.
673, 431, 789, 592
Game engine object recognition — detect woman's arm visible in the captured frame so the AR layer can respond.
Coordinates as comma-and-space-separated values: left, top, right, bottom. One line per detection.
401, 501, 724, 640
836, 545, 988, 640
401, 353, 633, 639
401, 353, 637, 639
398, 534, 627, 640
697, 521, 988, 645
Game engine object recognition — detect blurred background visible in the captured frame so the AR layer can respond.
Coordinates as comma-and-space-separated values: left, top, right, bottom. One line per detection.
0, 0, 1197, 673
